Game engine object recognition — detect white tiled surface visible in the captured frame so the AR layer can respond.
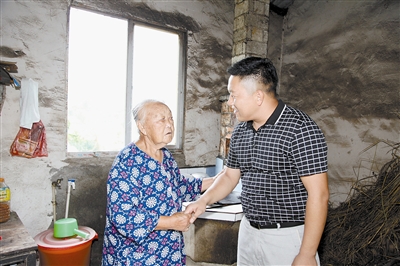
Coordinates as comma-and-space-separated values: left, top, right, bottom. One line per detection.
183, 202, 243, 222
200, 204, 243, 221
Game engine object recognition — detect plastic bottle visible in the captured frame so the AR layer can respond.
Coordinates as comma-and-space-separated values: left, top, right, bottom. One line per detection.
0, 177, 11, 223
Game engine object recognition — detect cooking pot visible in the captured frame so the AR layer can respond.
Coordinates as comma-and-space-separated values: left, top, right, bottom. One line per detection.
53, 218, 90, 239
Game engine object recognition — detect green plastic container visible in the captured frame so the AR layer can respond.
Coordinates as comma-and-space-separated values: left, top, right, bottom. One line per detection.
53, 218, 90, 239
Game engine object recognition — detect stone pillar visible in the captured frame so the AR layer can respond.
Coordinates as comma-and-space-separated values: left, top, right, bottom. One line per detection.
232, 0, 270, 64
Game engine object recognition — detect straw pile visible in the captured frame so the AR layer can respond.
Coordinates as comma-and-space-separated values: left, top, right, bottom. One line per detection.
319, 143, 400, 266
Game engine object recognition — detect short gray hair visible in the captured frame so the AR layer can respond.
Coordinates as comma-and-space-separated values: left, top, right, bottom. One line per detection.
132, 99, 164, 122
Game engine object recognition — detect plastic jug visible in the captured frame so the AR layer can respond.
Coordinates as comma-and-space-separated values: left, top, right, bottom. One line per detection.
0, 177, 11, 223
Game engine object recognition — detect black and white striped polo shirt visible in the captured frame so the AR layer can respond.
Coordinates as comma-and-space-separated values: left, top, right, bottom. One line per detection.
226, 99, 328, 225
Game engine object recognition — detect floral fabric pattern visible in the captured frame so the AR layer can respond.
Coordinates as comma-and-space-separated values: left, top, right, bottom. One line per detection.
102, 143, 202, 265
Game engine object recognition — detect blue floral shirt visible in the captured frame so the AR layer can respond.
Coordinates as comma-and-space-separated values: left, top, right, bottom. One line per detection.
102, 143, 202, 266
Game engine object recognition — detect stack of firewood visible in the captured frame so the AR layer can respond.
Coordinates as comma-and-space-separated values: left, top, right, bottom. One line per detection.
319, 142, 399, 265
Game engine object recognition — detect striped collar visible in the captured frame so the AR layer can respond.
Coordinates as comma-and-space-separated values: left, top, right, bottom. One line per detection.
245, 99, 285, 129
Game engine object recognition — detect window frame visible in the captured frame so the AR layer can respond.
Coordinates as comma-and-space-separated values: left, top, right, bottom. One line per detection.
67, 8, 187, 158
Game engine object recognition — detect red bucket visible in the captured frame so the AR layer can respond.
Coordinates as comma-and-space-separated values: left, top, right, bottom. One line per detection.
34, 226, 98, 266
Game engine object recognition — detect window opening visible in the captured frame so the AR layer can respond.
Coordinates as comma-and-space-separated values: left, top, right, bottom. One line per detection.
67, 8, 184, 156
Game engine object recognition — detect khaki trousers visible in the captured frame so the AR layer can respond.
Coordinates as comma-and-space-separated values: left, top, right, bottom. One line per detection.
237, 216, 320, 266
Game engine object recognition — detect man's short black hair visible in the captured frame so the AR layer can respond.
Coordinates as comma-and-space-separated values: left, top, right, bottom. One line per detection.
227, 57, 279, 96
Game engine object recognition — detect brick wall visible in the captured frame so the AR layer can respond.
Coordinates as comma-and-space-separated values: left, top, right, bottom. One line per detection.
232, 0, 270, 63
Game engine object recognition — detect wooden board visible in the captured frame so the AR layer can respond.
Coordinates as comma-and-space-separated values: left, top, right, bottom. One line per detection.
0, 211, 38, 264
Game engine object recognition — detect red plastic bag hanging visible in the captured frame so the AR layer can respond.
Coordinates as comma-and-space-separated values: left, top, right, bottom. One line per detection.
10, 120, 48, 158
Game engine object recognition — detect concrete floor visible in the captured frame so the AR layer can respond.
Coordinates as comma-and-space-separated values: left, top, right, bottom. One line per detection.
32, 257, 237, 266
30, 254, 236, 266
187, 257, 237, 266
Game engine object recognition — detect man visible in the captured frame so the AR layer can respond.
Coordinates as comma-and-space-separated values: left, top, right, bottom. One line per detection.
185, 57, 329, 265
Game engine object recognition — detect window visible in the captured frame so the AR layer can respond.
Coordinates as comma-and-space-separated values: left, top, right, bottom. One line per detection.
67, 7, 185, 155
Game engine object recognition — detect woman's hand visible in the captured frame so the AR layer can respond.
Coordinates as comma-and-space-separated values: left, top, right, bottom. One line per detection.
156, 212, 191, 232
171, 212, 191, 232
171, 212, 192, 231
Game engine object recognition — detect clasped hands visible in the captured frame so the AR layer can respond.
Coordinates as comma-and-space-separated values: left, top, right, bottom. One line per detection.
173, 201, 207, 232
171, 212, 192, 232
172, 201, 206, 232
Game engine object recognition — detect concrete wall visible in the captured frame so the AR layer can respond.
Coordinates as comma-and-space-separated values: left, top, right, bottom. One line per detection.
0, 0, 233, 264
273, 0, 399, 204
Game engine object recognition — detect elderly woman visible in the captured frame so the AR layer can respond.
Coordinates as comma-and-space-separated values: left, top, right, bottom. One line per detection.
102, 100, 213, 265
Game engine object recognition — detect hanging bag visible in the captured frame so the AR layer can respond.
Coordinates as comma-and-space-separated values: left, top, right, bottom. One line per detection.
10, 120, 48, 158
9, 78, 48, 158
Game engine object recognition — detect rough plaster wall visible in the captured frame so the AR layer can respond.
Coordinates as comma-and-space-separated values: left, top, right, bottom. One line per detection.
0, 0, 233, 264
178, 1, 234, 166
267, 11, 284, 83
280, 0, 400, 203
0, 0, 69, 238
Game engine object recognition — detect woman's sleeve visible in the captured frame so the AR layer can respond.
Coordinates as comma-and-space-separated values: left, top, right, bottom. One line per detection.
176, 169, 203, 202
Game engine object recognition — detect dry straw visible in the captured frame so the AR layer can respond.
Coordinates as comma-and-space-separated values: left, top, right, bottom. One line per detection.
319, 141, 399, 266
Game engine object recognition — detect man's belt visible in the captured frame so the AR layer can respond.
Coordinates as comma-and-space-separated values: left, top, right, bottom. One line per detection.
250, 221, 304, 229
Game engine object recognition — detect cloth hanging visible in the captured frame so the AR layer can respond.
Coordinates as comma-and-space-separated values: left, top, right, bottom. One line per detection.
20, 78, 40, 129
